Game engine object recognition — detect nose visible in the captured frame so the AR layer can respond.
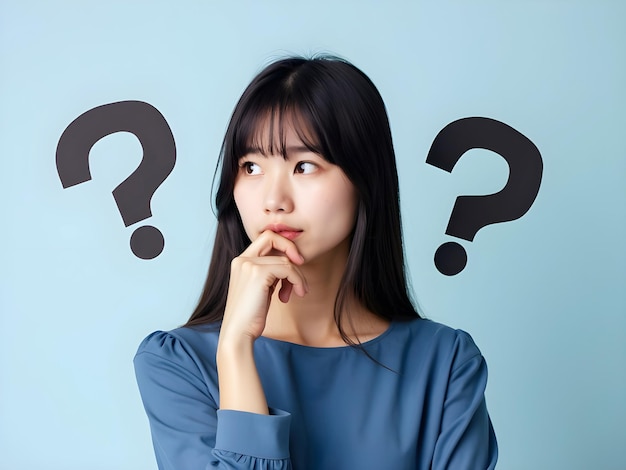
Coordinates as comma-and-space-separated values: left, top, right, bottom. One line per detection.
263, 173, 294, 213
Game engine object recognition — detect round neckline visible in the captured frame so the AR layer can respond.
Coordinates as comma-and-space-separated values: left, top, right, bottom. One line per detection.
256, 319, 398, 351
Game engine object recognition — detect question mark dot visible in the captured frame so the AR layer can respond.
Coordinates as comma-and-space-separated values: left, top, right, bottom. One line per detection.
434, 242, 467, 276
130, 225, 164, 260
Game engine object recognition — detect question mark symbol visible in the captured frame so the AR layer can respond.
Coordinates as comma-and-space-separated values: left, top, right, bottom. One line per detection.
56, 100, 176, 260
426, 117, 543, 275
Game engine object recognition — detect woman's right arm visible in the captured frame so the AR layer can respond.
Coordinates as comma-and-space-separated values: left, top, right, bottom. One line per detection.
217, 230, 307, 415
134, 331, 291, 469
134, 231, 306, 469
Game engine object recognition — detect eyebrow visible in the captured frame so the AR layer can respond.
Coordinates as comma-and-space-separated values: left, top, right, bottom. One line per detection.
242, 145, 317, 157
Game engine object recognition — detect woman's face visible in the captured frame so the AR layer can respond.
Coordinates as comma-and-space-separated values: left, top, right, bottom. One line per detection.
233, 120, 358, 265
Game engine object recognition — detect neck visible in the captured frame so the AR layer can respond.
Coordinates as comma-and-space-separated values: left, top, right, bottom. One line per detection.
264, 249, 347, 345
262, 242, 389, 347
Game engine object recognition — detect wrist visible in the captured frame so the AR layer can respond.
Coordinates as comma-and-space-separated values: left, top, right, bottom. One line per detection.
217, 332, 256, 363
216, 332, 268, 415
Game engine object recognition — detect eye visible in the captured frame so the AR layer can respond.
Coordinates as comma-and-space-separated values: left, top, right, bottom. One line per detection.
240, 161, 262, 175
295, 161, 317, 174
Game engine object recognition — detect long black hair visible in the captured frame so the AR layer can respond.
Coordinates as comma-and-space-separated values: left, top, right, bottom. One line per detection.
185, 55, 420, 341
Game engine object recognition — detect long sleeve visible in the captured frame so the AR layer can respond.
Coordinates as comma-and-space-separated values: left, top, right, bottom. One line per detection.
431, 331, 498, 470
133, 331, 292, 470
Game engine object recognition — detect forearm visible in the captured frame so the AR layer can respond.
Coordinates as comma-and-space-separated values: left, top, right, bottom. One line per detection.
135, 331, 291, 469
216, 231, 306, 416
217, 337, 269, 415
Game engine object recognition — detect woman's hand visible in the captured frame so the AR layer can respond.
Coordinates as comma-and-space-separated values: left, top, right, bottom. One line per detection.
220, 230, 308, 344
217, 230, 308, 414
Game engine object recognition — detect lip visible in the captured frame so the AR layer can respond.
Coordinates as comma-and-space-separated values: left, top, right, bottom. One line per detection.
263, 224, 303, 240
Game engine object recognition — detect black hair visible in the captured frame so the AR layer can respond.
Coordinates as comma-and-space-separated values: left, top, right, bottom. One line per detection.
185, 55, 420, 343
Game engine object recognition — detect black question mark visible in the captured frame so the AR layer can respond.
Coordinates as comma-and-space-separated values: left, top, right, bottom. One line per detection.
56, 100, 176, 260
426, 117, 543, 276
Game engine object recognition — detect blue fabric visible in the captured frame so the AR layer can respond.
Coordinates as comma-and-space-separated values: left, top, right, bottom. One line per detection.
134, 318, 497, 469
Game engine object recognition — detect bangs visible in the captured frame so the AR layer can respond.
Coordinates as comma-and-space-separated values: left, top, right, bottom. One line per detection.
232, 99, 327, 161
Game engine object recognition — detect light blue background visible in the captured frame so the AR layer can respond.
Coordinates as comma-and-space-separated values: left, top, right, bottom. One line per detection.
1, 1, 624, 469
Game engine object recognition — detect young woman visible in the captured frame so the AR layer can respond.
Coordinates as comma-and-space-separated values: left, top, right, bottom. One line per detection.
134, 55, 498, 469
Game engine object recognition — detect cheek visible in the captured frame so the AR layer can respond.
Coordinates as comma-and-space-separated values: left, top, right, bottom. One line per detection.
233, 184, 255, 237
233, 179, 255, 214
233, 183, 243, 211
314, 183, 358, 232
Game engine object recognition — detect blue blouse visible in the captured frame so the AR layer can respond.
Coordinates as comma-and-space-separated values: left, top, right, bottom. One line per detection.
134, 318, 497, 469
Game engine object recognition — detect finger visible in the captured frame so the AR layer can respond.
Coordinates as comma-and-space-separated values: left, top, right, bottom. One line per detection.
268, 278, 279, 298
235, 258, 308, 296
236, 255, 308, 292
278, 279, 293, 303
243, 230, 305, 265
272, 265, 307, 298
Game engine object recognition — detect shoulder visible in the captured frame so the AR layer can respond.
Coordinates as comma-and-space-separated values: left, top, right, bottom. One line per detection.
133, 325, 222, 380
395, 317, 480, 347
388, 317, 484, 370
